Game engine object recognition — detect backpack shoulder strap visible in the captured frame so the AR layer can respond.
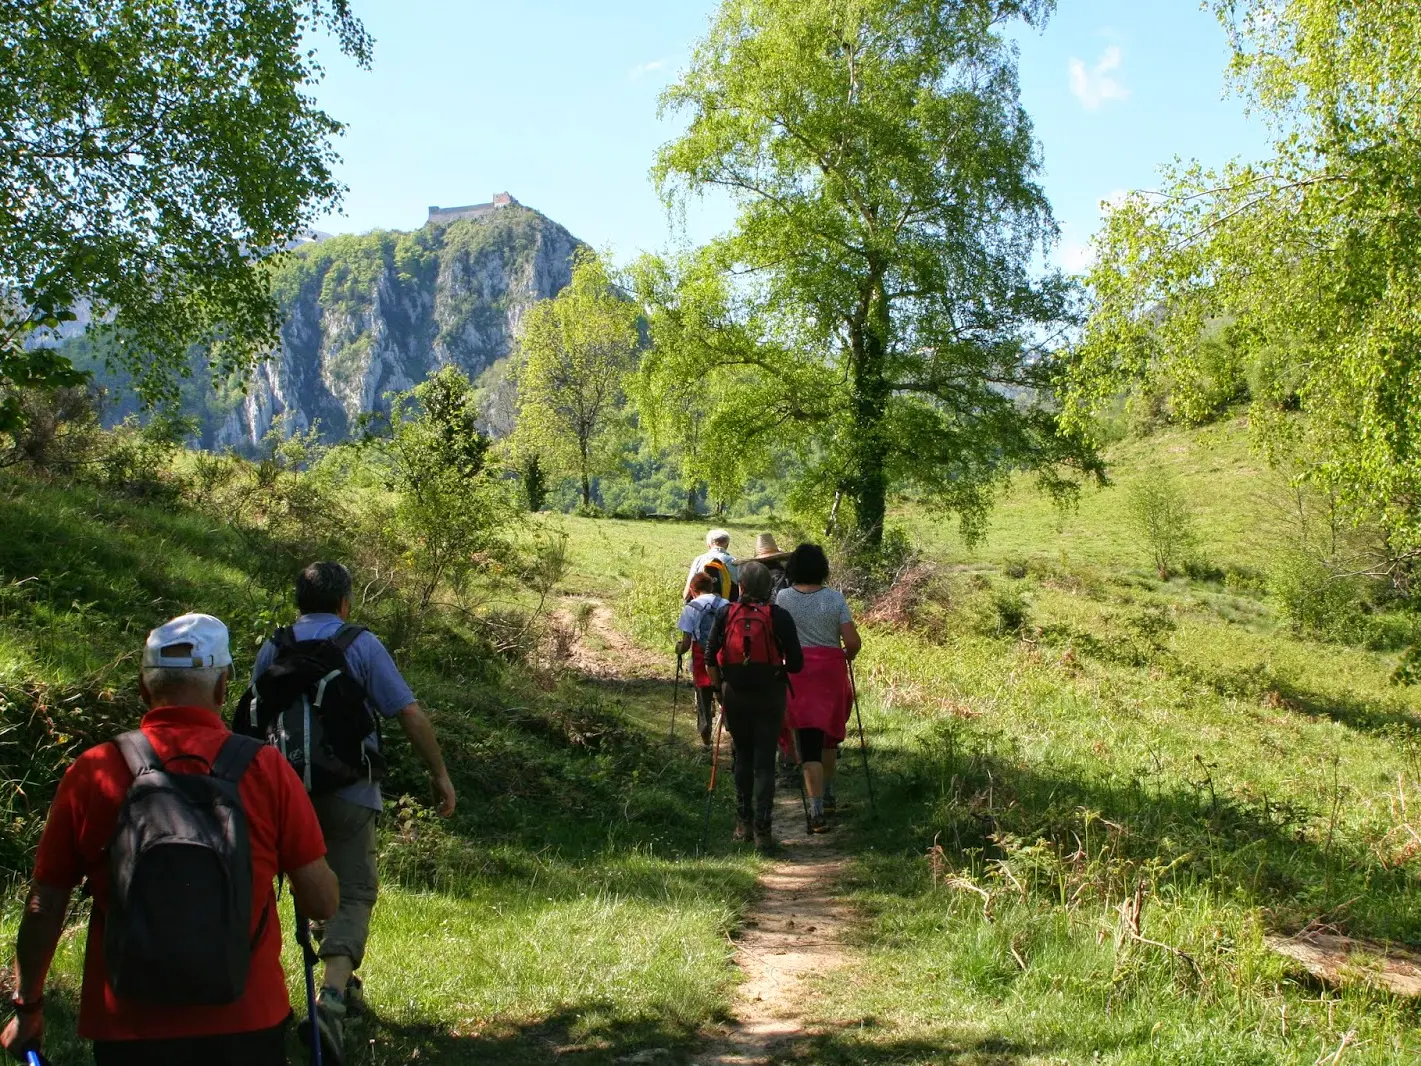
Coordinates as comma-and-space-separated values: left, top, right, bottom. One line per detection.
274, 626, 296, 650
210, 734, 263, 784
330, 624, 367, 652
112, 730, 162, 779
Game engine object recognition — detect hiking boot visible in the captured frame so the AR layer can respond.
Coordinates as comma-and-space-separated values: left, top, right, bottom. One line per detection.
753, 825, 778, 855
300, 986, 347, 1066
732, 817, 751, 842
823, 794, 837, 815
700, 727, 712, 749
810, 813, 832, 834
344, 974, 366, 1017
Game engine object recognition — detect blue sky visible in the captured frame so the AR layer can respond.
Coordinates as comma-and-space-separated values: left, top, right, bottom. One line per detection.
310, 1, 1271, 270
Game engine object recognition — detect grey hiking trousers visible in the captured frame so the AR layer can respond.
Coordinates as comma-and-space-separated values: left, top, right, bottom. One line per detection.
311, 793, 379, 969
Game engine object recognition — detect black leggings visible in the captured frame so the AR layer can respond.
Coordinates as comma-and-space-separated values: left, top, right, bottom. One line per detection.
721, 698, 785, 829
93, 1021, 288, 1065
796, 727, 839, 763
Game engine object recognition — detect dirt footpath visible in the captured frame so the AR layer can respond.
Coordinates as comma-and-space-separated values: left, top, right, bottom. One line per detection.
694, 787, 853, 1065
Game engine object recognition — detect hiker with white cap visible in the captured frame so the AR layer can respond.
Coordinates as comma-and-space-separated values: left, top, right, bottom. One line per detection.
683, 529, 739, 602
2, 613, 338, 1066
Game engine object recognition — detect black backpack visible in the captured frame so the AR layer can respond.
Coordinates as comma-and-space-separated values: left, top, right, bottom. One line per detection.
235, 623, 385, 794
105, 730, 264, 1005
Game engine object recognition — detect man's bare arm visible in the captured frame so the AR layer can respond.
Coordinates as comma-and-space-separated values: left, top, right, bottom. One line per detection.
288, 857, 340, 920
12, 883, 68, 1001
1, 883, 70, 1056
398, 702, 456, 817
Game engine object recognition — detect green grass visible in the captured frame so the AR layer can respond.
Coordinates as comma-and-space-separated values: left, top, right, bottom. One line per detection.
762, 423, 1421, 1064
8, 417, 1421, 1064
0, 471, 760, 1065
906, 419, 1276, 573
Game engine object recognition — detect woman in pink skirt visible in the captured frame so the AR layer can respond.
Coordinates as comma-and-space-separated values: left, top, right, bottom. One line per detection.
775, 544, 862, 832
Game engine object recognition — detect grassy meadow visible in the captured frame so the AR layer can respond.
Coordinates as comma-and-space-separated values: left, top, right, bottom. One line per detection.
787, 423, 1421, 1064
0, 471, 758, 1065
4, 417, 1421, 1063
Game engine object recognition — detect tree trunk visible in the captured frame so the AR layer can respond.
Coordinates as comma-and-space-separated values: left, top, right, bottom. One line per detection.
580, 439, 592, 508
686, 483, 698, 517
848, 279, 891, 550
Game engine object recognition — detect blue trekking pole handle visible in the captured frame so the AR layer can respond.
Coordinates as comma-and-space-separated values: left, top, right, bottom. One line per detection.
26, 1051, 45, 1066
295, 907, 323, 1066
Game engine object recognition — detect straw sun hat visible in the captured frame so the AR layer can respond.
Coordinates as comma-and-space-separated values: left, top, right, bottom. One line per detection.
754, 533, 790, 563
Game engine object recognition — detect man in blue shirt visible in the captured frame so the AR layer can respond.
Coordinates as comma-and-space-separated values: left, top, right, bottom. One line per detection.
251, 561, 455, 1062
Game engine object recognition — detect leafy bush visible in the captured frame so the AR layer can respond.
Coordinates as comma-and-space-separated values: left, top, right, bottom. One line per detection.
96, 410, 195, 499
619, 553, 684, 652
1269, 548, 1369, 642
959, 582, 1031, 639
1125, 470, 1198, 579
0, 385, 105, 473
369, 367, 521, 613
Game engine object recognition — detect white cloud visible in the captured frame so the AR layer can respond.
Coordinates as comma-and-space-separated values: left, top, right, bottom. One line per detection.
1059, 240, 1096, 274
1068, 45, 1130, 111
628, 58, 668, 81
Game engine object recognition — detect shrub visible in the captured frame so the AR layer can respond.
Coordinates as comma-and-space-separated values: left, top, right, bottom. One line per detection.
959, 582, 1031, 639
620, 554, 685, 652
1269, 548, 1369, 642
1124, 470, 1198, 579
97, 410, 194, 499
0, 385, 104, 474
520, 452, 549, 512
833, 525, 919, 601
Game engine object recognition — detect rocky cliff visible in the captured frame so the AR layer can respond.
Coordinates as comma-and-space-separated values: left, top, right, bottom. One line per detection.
212, 204, 581, 449
68, 205, 581, 450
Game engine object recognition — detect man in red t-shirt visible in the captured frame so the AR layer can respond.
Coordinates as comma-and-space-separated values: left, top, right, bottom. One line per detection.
1, 613, 339, 1066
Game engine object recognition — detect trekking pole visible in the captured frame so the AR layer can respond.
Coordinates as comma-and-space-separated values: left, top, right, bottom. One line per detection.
669, 653, 683, 742
26, 1050, 47, 1066
700, 712, 723, 851
295, 907, 324, 1066
791, 730, 813, 834
848, 660, 877, 817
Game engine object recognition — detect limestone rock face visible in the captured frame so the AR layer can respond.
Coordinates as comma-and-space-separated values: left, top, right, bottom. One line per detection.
209, 205, 580, 450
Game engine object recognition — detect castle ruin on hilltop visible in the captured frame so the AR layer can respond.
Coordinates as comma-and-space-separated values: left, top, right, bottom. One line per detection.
427, 192, 519, 226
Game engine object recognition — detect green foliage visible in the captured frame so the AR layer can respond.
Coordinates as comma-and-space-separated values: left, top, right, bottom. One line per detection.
1268, 548, 1367, 643
1121, 321, 1249, 435
1065, 0, 1421, 564
628, 252, 790, 512
0, 386, 105, 473
519, 452, 549, 513
0, 463, 760, 1065
1125, 469, 1199, 579
371, 366, 520, 612
0, 0, 371, 428
512, 252, 639, 508
653, 0, 1100, 546
808, 533, 1421, 1064
959, 580, 1032, 639
618, 556, 686, 653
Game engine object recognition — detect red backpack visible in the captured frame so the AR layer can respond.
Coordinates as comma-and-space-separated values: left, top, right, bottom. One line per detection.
717, 602, 783, 669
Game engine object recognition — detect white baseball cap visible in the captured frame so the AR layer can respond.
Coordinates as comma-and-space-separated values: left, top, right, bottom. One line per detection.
142, 613, 233, 670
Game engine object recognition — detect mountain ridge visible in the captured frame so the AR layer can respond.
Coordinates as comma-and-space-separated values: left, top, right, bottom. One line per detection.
72, 203, 583, 450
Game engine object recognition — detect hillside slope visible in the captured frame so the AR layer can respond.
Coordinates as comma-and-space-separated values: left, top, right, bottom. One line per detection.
0, 469, 754, 1065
